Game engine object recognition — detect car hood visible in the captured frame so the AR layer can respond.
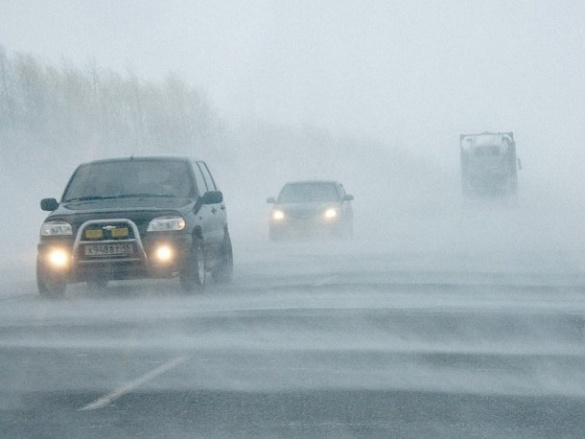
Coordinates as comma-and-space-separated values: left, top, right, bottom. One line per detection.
44, 198, 195, 235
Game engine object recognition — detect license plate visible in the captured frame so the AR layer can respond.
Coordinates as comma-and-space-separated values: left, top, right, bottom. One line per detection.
85, 243, 134, 257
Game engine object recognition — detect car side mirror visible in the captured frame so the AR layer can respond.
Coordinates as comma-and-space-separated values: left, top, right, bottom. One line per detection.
343, 194, 354, 201
266, 197, 276, 204
40, 198, 59, 212
202, 191, 223, 204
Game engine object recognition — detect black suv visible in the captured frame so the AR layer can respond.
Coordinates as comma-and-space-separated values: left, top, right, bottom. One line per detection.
36, 156, 232, 297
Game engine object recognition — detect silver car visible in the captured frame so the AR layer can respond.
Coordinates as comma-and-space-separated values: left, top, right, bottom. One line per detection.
267, 180, 354, 241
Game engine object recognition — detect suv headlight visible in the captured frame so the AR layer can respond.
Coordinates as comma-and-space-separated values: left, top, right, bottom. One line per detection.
41, 221, 73, 236
147, 216, 186, 232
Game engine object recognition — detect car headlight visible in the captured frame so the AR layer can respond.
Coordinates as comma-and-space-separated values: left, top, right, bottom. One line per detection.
271, 209, 285, 221
323, 208, 339, 220
147, 216, 186, 232
41, 221, 73, 236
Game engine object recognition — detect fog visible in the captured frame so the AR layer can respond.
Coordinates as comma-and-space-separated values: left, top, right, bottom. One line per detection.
2, 1, 585, 262
1, 3, 585, 435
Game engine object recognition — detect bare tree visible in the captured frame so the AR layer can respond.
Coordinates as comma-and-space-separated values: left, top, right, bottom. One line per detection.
0, 48, 220, 162
0, 46, 14, 131
14, 53, 47, 133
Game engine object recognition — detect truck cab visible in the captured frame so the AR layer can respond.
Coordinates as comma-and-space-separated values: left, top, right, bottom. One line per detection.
460, 132, 520, 199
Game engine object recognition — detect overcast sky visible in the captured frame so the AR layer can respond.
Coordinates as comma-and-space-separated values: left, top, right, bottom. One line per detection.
1, 0, 584, 190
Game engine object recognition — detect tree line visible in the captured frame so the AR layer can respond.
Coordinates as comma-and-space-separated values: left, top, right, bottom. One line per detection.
0, 44, 438, 215
0, 45, 219, 162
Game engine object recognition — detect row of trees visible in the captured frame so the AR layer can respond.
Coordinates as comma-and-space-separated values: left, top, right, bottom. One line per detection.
0, 45, 219, 162
0, 44, 446, 221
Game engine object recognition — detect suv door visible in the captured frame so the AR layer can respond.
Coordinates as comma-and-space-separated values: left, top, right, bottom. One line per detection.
192, 161, 226, 251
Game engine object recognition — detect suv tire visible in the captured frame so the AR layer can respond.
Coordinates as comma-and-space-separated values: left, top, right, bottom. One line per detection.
36, 257, 66, 298
180, 239, 206, 293
212, 233, 233, 284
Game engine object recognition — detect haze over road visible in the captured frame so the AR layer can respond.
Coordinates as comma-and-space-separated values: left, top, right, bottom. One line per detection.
2, 233, 585, 438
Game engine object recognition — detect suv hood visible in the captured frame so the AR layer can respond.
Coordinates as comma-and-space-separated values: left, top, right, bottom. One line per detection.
62, 197, 193, 211
44, 199, 195, 236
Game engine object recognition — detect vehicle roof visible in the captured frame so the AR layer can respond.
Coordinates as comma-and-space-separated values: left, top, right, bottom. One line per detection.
283, 180, 341, 186
77, 156, 200, 166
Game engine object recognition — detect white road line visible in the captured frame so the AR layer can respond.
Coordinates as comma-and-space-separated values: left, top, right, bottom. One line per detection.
79, 356, 189, 411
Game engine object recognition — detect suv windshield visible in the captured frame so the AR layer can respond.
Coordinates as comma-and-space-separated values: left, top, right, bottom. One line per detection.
63, 160, 194, 202
278, 183, 339, 203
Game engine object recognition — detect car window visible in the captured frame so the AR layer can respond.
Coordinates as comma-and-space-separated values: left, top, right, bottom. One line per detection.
278, 183, 339, 203
191, 161, 208, 196
196, 161, 217, 192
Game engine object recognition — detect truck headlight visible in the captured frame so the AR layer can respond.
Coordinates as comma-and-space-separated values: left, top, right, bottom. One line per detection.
41, 221, 73, 236
147, 216, 186, 232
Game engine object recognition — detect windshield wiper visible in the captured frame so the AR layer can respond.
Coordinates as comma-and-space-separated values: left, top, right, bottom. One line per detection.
64, 196, 119, 202
65, 193, 178, 203
115, 193, 175, 199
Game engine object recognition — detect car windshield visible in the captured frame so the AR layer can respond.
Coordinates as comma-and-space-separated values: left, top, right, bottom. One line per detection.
63, 160, 194, 201
473, 145, 501, 157
278, 183, 339, 203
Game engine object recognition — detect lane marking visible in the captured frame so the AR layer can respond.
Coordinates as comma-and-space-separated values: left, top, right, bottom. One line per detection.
79, 356, 189, 411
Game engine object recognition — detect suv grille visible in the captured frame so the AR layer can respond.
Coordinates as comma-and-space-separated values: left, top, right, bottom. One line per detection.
74, 219, 144, 263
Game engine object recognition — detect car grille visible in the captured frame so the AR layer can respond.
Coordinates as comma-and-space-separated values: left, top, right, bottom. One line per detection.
287, 210, 315, 220
74, 219, 145, 264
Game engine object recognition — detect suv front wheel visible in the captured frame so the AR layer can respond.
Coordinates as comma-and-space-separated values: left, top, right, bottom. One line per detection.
36, 256, 67, 298
180, 239, 206, 293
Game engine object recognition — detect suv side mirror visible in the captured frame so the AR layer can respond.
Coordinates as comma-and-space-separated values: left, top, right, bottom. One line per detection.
343, 194, 354, 201
201, 191, 223, 204
266, 197, 276, 204
40, 198, 59, 212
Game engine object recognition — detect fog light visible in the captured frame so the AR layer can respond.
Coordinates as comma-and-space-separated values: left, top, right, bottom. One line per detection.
154, 245, 174, 263
48, 249, 69, 268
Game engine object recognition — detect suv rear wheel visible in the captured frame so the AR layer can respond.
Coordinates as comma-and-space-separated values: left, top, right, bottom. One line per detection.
212, 233, 233, 284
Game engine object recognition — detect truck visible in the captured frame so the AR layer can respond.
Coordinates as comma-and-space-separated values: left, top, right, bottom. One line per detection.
460, 132, 520, 198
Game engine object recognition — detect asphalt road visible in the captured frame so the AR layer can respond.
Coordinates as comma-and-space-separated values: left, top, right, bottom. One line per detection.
2, 240, 585, 438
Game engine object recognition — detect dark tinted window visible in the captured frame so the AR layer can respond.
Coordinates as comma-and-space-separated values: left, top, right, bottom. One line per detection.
63, 160, 194, 201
